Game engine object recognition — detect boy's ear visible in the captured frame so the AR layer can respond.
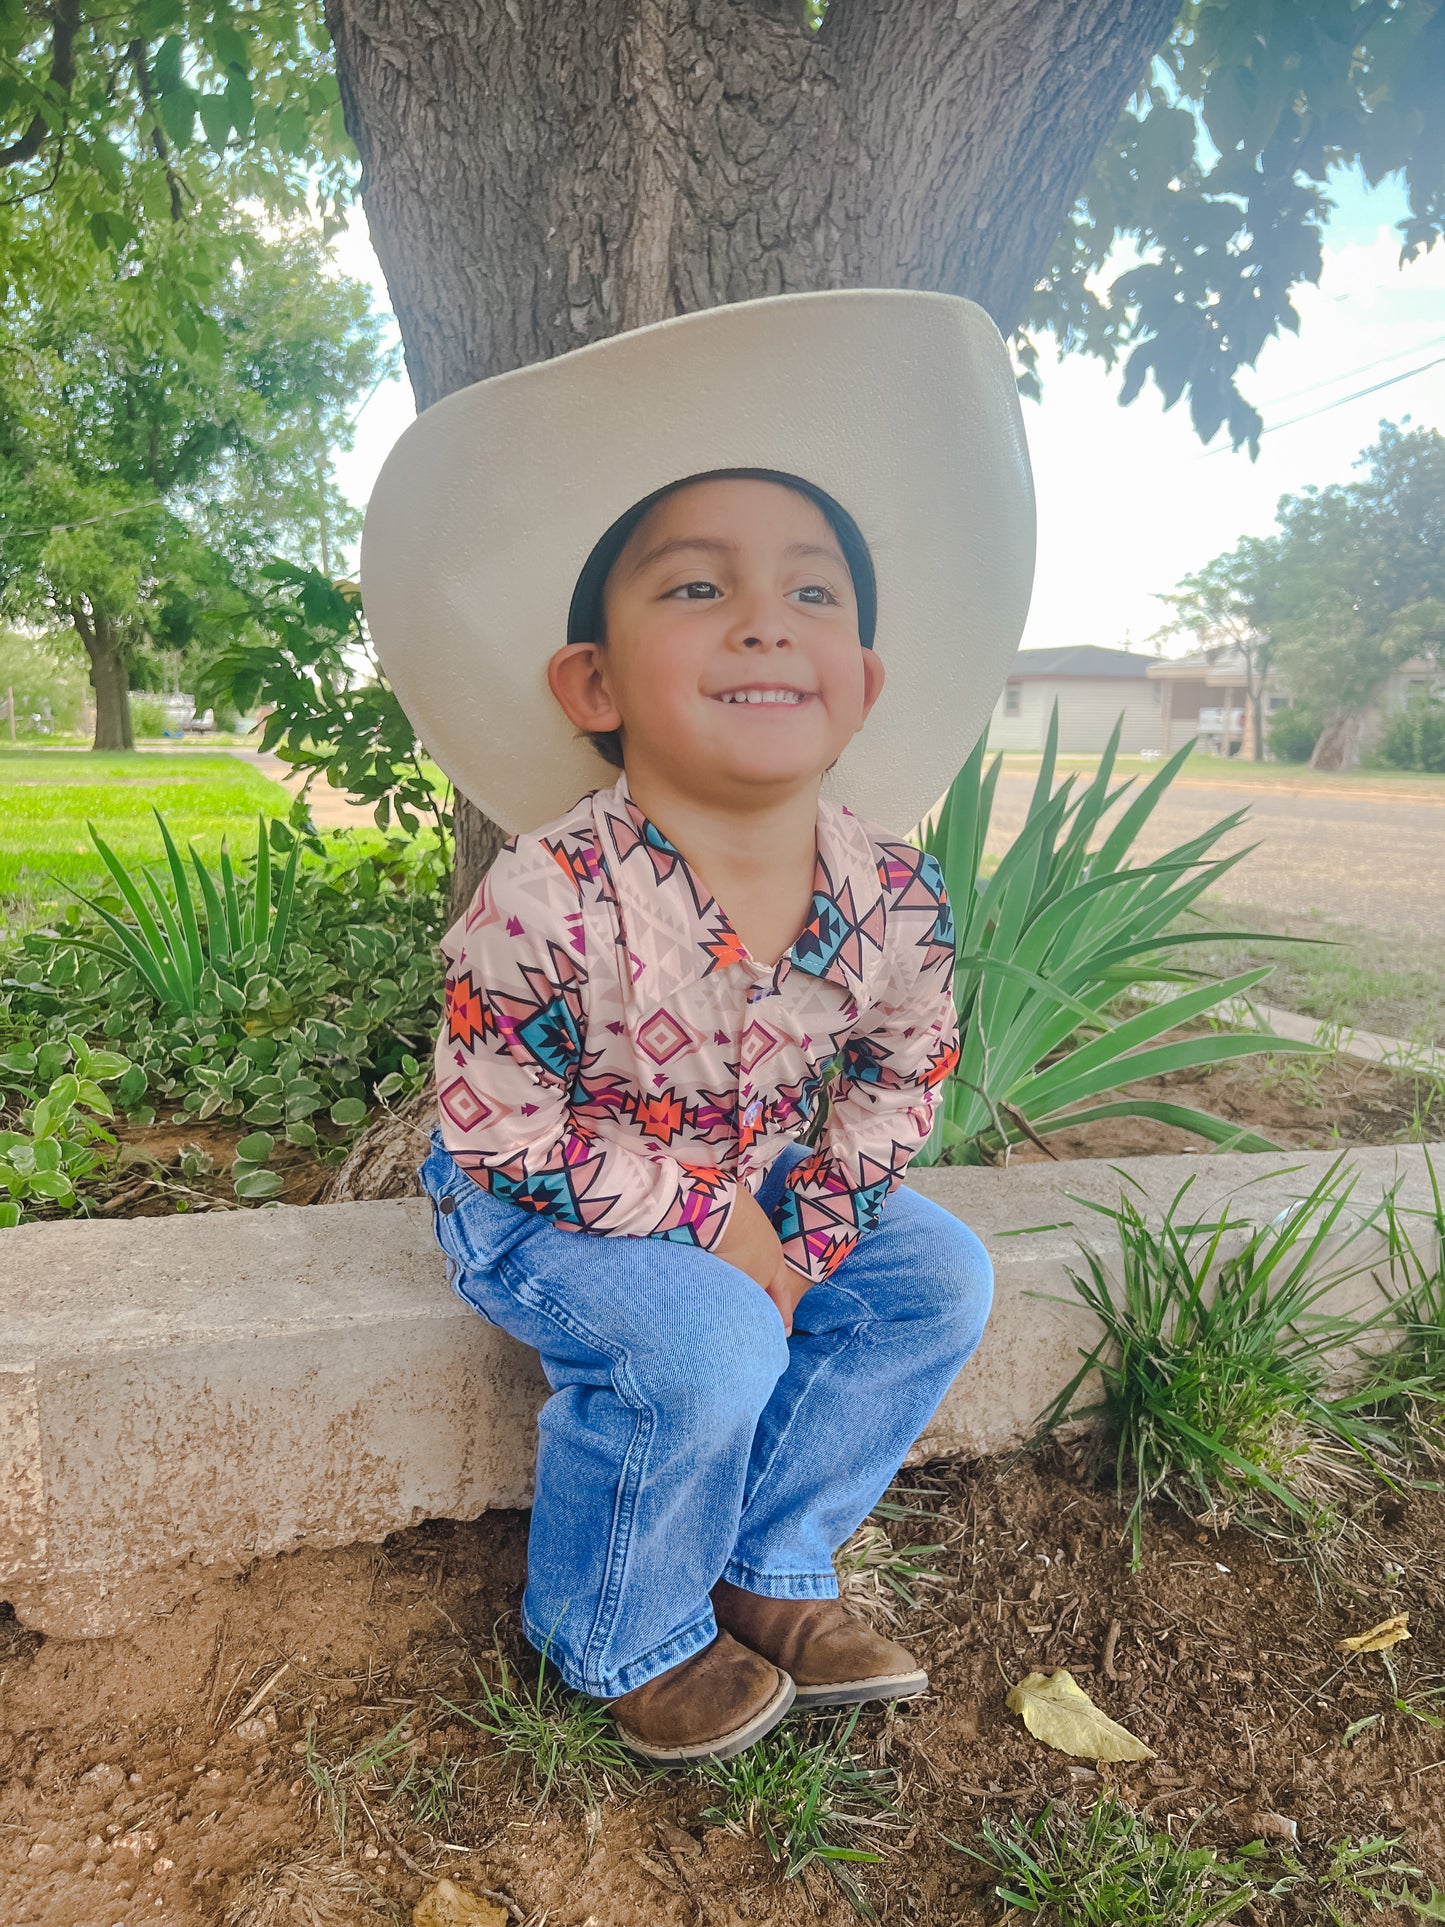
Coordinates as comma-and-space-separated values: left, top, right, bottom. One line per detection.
546, 642, 623, 734
858, 646, 886, 723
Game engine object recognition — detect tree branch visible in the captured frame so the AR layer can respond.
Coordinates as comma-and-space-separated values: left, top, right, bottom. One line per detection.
0, 0, 81, 169
128, 37, 188, 221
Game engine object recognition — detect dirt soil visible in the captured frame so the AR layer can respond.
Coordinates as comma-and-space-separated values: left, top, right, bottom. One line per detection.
4, 1450, 1442, 1927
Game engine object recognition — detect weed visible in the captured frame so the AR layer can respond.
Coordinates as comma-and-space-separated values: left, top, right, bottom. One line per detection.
959, 1802, 1438, 1925
694, 1707, 902, 1918
302, 1714, 417, 1852
1036, 1158, 1413, 1560
441, 1649, 636, 1810
957, 1798, 1268, 1924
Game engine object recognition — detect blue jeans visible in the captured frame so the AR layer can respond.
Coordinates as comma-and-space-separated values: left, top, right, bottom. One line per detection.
420, 1132, 992, 1698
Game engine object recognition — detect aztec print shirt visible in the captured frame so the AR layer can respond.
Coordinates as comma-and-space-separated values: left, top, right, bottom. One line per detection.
436, 772, 960, 1285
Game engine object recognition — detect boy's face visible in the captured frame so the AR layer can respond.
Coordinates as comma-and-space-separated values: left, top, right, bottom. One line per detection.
546, 477, 885, 801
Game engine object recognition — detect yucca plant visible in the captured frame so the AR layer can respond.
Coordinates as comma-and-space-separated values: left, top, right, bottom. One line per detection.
914, 709, 1318, 1165
56, 811, 301, 1015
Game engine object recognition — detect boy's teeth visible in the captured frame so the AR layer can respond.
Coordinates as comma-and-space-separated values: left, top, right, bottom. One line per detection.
721, 690, 803, 704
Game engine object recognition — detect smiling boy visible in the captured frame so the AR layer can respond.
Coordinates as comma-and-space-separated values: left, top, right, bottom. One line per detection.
361, 292, 1036, 1764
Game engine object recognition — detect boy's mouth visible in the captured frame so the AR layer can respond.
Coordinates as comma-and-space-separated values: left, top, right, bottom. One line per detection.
712, 686, 811, 706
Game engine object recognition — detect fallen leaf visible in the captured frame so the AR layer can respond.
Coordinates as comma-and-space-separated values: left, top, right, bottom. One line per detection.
1340, 1613, 1411, 1654
1242, 1810, 1299, 1843
1006, 1669, 1154, 1762
412, 1879, 510, 1927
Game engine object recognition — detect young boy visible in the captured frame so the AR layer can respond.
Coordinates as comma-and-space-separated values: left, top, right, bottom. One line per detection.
361, 292, 1035, 1764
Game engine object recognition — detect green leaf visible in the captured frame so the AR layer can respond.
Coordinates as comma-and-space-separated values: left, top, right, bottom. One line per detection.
329, 1097, 368, 1127
196, 90, 231, 151
234, 1168, 283, 1201
235, 1131, 275, 1164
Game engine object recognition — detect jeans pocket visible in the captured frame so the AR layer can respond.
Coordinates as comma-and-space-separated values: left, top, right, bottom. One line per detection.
421, 1137, 550, 1278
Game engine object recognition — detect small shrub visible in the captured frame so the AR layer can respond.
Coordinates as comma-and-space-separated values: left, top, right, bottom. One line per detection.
1377, 688, 1445, 774
1267, 703, 1321, 763
128, 695, 173, 738
0, 831, 443, 1153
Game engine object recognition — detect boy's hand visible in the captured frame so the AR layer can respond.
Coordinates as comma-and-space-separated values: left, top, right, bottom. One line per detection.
715, 1183, 813, 1335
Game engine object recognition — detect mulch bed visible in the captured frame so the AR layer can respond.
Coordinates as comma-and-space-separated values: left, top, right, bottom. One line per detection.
3, 1447, 1442, 1926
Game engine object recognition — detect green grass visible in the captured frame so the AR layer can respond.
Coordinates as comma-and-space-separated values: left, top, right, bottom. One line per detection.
1175, 899, 1445, 1051
694, 1708, 902, 1917
0, 749, 292, 932
440, 1649, 638, 1810
957, 1801, 1440, 1925
999, 751, 1445, 797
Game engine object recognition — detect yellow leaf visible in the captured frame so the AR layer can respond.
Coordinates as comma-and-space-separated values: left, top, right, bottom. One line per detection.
1006, 1669, 1155, 1762
412, 1879, 510, 1927
1339, 1613, 1411, 1654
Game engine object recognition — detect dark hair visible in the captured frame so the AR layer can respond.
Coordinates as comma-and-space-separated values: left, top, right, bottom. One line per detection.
566, 467, 877, 770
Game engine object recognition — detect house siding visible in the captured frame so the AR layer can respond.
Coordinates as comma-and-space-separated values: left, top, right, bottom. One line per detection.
988, 677, 1163, 753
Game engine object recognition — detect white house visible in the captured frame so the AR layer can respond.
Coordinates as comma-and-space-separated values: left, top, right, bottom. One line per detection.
987, 645, 1163, 753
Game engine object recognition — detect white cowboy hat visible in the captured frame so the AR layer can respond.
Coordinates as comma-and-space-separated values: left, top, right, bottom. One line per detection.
361, 289, 1035, 835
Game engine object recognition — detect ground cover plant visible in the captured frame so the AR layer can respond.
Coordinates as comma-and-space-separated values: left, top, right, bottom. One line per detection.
914, 715, 1319, 1167
0, 819, 445, 1203
0, 749, 292, 930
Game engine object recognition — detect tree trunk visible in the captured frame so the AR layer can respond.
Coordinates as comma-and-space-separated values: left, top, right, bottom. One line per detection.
326, 0, 1179, 912
1309, 709, 1364, 773
71, 599, 135, 752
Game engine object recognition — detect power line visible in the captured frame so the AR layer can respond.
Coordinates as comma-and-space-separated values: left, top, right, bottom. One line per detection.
1201, 349, 1445, 455
1251, 330, 1445, 409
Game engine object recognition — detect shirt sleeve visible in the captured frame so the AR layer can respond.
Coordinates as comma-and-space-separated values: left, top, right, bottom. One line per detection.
435, 845, 738, 1250
769, 847, 959, 1285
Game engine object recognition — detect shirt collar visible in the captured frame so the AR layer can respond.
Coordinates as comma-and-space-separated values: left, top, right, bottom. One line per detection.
594, 771, 886, 1001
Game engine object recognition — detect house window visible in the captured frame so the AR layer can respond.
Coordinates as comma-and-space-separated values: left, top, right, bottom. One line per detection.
1003, 685, 1021, 716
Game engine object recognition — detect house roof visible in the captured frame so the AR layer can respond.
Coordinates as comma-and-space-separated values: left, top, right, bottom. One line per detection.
1007, 645, 1151, 682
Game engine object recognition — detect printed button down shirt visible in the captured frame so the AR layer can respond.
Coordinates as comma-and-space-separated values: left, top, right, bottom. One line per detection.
436, 772, 960, 1285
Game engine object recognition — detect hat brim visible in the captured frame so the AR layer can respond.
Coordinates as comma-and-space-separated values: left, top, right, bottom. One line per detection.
361, 290, 1035, 835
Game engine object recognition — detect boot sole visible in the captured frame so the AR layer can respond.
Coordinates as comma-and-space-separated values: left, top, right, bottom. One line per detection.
791, 1668, 929, 1708
615, 1670, 796, 1766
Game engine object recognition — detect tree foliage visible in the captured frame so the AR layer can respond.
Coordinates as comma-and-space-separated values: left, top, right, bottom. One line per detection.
5, 2, 1443, 456
0, 204, 391, 745
1010, 0, 1445, 453
0, 0, 350, 346
1171, 421, 1445, 765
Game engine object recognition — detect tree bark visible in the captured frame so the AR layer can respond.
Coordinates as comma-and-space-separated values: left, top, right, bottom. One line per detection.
326, 0, 1179, 912
71, 599, 135, 752
1309, 709, 1364, 773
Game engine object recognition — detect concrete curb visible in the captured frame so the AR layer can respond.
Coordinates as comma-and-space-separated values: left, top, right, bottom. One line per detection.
2, 1145, 1440, 1639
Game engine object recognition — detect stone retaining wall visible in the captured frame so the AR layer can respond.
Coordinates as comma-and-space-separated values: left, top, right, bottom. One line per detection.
2, 1146, 1439, 1638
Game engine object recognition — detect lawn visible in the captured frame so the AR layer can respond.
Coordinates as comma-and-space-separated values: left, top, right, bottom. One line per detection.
1176, 895, 1445, 1051
0, 749, 293, 933
999, 749, 1445, 798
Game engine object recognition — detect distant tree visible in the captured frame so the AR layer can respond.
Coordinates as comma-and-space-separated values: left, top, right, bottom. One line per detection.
1157, 534, 1277, 760
1175, 423, 1445, 770
0, 211, 390, 749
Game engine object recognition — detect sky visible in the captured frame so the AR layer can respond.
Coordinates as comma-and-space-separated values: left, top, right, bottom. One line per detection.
329, 168, 1445, 661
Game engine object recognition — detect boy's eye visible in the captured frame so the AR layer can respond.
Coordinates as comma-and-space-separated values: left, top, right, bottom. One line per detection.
666, 580, 721, 600
795, 584, 839, 605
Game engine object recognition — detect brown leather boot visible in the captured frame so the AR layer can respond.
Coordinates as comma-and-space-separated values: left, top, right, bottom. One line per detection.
711, 1578, 928, 1707
610, 1630, 794, 1765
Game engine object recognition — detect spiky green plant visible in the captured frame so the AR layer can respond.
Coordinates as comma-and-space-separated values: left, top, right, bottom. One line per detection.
54, 810, 301, 1014
1037, 1157, 1419, 1559
914, 711, 1319, 1165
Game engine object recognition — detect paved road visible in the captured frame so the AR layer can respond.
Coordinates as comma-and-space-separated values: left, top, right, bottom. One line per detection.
221, 744, 1445, 938
984, 772, 1445, 939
